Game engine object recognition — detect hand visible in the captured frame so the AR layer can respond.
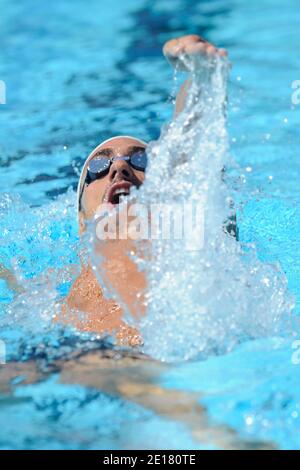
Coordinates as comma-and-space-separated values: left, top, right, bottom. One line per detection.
163, 34, 227, 71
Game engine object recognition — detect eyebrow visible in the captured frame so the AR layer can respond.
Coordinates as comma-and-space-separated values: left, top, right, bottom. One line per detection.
92, 147, 114, 158
91, 145, 146, 159
125, 146, 146, 155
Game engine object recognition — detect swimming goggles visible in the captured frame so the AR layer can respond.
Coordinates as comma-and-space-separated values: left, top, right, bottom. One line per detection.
85, 150, 148, 185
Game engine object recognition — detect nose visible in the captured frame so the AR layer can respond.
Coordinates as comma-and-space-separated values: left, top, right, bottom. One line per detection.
108, 157, 133, 182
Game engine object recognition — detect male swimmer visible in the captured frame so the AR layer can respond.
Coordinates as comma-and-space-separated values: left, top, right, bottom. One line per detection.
63, 35, 228, 345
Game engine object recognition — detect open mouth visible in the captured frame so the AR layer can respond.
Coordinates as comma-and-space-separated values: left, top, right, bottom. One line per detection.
105, 180, 133, 205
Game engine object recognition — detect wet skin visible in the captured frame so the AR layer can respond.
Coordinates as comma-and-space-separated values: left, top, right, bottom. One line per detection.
64, 137, 148, 346
63, 35, 228, 346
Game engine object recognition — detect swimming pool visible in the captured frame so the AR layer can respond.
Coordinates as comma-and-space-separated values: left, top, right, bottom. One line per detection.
1, 0, 300, 450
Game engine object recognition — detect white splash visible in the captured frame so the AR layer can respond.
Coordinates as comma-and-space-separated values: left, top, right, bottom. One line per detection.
92, 54, 295, 361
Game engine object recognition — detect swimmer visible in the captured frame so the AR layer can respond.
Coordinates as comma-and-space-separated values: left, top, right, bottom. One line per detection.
63, 35, 228, 346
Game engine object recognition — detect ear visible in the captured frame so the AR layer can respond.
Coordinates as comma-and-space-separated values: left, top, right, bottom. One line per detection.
78, 211, 86, 235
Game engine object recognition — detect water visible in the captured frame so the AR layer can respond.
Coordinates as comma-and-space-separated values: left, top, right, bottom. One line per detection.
1, 0, 300, 450
91, 51, 295, 362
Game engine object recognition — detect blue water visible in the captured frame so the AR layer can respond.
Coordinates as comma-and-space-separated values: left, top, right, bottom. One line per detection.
1, 0, 300, 450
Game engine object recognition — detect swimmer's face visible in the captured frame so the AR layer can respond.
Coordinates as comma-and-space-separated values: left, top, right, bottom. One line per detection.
80, 137, 146, 220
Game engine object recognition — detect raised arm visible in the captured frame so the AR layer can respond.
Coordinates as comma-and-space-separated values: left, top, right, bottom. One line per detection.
163, 35, 227, 114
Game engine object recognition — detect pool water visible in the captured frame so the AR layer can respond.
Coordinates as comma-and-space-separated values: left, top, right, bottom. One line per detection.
1, 0, 300, 450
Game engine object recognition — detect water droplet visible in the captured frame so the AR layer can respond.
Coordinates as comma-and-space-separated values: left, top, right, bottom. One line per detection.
245, 416, 254, 426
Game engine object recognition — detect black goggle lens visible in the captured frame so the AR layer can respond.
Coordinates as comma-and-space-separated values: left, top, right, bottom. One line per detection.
87, 158, 110, 182
130, 151, 148, 171
86, 151, 147, 184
